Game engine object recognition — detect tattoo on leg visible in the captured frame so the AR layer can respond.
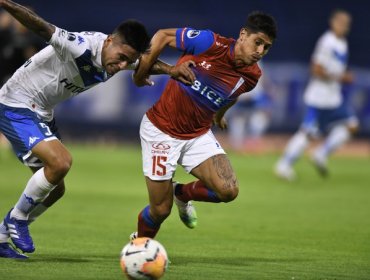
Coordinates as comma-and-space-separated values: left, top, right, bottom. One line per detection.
212, 155, 238, 190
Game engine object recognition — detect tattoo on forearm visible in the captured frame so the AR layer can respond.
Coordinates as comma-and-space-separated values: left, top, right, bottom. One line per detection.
150, 60, 171, 75
212, 155, 238, 190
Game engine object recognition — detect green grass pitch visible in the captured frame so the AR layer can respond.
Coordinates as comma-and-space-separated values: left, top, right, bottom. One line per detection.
0, 144, 369, 279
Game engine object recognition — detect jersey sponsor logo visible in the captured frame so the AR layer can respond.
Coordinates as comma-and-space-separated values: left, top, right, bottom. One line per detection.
60, 78, 84, 94
28, 136, 40, 147
187, 29, 200, 39
152, 142, 171, 150
151, 142, 171, 155
199, 61, 211, 70
67, 33, 76, 41
190, 80, 229, 109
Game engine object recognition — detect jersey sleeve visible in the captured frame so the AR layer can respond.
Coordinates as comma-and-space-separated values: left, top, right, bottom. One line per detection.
49, 26, 89, 62
175, 28, 215, 55
311, 35, 331, 67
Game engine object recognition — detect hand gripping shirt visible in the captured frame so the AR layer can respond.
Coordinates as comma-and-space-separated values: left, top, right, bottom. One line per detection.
146, 28, 261, 140
0, 27, 111, 121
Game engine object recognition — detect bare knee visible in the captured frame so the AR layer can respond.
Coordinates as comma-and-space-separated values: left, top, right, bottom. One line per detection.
218, 183, 239, 202
46, 153, 73, 182
211, 178, 239, 203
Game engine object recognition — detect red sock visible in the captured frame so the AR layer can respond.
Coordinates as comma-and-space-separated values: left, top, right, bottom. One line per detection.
175, 180, 220, 203
137, 206, 160, 238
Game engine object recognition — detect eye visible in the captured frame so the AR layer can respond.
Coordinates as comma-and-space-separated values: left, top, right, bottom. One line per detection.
119, 54, 128, 62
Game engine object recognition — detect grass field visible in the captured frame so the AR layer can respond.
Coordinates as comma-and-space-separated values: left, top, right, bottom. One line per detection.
0, 144, 369, 280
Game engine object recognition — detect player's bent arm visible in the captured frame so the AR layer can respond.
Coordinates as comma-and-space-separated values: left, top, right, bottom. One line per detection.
150, 59, 196, 85
213, 99, 238, 130
0, 0, 55, 41
133, 29, 177, 86
311, 62, 353, 84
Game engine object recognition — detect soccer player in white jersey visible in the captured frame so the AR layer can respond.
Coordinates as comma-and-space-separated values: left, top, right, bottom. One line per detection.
275, 10, 358, 181
0, 0, 195, 259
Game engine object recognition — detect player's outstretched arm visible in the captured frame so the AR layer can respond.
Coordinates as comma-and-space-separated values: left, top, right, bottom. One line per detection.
133, 28, 178, 86
0, 0, 55, 41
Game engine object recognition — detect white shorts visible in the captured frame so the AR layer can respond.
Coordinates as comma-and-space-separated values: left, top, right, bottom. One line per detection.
140, 114, 226, 180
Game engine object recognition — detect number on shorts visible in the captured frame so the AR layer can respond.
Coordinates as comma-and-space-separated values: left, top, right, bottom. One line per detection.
152, 156, 167, 176
39, 123, 53, 136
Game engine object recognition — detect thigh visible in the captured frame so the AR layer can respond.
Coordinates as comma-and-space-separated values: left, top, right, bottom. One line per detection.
0, 104, 60, 167
190, 154, 237, 193
180, 129, 225, 174
31, 139, 71, 167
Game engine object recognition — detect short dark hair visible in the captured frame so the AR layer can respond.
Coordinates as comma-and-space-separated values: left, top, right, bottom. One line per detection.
245, 11, 277, 40
330, 9, 350, 20
113, 19, 151, 54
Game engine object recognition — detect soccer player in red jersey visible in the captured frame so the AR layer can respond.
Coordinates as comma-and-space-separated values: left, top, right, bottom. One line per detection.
132, 12, 277, 238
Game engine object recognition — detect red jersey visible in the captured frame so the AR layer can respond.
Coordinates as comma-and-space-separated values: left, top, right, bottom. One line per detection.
146, 28, 261, 140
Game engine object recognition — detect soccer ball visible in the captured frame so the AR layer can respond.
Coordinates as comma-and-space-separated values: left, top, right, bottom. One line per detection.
120, 237, 168, 280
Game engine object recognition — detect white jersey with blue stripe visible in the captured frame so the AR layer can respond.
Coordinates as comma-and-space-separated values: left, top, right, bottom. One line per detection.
303, 31, 348, 109
0, 27, 110, 121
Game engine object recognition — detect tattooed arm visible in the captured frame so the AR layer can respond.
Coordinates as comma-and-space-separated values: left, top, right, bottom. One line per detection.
0, 0, 55, 41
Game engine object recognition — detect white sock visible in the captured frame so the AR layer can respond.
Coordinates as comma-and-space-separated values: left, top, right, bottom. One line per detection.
281, 131, 309, 166
0, 222, 9, 243
28, 203, 48, 224
11, 168, 56, 220
316, 125, 351, 159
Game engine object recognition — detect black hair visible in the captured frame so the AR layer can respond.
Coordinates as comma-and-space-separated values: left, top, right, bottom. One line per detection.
113, 19, 151, 54
330, 9, 350, 20
245, 11, 277, 40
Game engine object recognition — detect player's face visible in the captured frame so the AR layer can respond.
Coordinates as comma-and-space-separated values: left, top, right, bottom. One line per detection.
234, 29, 272, 68
330, 12, 351, 38
102, 35, 140, 75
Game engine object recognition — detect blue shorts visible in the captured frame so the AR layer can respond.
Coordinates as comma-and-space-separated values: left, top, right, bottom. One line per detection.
0, 103, 60, 167
301, 103, 357, 136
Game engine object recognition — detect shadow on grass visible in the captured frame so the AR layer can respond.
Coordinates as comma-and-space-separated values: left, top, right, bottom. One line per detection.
171, 255, 310, 266
26, 254, 117, 263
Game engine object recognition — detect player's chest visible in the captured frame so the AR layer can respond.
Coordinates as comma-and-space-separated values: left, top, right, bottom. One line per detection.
191, 58, 248, 98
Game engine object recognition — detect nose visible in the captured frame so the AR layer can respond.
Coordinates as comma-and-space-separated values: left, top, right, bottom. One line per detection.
256, 45, 264, 55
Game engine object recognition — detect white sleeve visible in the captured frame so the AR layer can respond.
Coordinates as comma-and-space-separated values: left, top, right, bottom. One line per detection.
311, 36, 331, 67
48, 26, 89, 62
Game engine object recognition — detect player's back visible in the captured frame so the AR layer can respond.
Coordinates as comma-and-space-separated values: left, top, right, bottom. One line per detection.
0, 28, 109, 121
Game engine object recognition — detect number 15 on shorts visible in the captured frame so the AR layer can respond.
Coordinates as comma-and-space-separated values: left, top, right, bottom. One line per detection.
152, 156, 167, 176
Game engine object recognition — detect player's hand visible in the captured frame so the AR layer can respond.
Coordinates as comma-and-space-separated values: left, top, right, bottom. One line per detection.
169, 60, 196, 85
213, 115, 228, 130
341, 71, 354, 84
132, 72, 155, 87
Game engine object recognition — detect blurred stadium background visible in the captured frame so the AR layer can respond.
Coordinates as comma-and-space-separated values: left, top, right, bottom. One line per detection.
5, 0, 367, 145
1, 1, 369, 279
